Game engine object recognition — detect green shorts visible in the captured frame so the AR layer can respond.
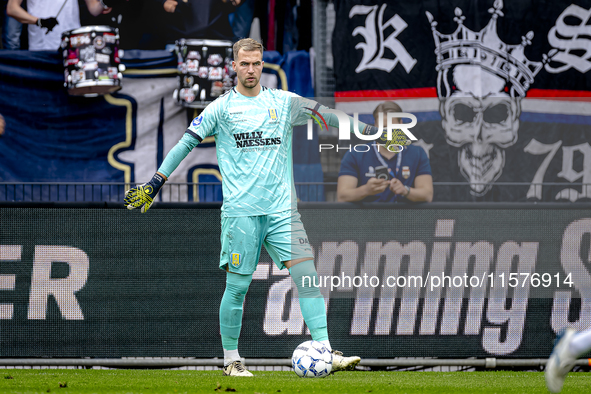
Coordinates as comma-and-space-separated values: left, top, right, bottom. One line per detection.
219, 209, 314, 274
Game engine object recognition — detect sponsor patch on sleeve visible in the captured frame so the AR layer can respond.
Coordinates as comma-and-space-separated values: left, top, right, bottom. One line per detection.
192, 115, 203, 128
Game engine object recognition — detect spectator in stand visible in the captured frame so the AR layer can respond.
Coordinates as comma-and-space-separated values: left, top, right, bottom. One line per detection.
2, 0, 24, 49
229, 0, 310, 52
88, 0, 157, 49
337, 101, 433, 203
230, 0, 253, 41
159, 0, 241, 46
7, 0, 107, 50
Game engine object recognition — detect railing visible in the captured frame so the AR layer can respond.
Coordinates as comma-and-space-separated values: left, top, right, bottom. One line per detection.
0, 182, 221, 203
1, 182, 590, 203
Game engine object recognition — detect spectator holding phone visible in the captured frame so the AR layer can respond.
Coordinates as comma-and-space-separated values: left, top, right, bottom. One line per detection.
337, 101, 433, 203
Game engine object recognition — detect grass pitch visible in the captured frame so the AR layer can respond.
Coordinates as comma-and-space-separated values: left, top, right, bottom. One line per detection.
0, 369, 590, 393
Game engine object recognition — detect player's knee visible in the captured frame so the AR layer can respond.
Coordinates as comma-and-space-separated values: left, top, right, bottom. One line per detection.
299, 282, 322, 299
225, 272, 252, 298
289, 260, 322, 298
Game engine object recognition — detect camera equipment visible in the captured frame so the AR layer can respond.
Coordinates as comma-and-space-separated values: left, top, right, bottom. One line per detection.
374, 166, 390, 180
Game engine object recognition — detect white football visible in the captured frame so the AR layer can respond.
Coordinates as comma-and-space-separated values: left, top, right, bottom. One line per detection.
291, 340, 333, 378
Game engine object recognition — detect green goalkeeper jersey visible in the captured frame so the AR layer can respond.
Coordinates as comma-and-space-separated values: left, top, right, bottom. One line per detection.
159, 87, 368, 217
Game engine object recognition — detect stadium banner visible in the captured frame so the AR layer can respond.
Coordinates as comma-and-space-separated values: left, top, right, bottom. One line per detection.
331, 0, 591, 202
1, 203, 590, 359
0, 50, 217, 202
0, 50, 319, 202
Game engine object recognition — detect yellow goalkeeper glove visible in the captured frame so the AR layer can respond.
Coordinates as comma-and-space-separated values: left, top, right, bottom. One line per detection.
363, 125, 411, 151
379, 128, 412, 151
123, 173, 166, 213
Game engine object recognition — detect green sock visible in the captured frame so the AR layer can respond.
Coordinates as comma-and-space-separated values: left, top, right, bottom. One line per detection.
219, 272, 252, 350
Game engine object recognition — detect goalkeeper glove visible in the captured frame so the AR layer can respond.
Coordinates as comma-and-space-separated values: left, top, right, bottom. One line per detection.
123, 173, 166, 213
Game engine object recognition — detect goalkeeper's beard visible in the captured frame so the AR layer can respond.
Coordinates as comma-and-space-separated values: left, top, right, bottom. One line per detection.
239, 74, 259, 89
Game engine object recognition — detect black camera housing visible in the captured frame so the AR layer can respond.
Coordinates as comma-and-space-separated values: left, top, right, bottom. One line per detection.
375, 166, 391, 180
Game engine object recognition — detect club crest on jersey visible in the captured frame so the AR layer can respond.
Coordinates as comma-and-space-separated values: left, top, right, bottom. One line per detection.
268, 108, 278, 122
231, 253, 241, 267
402, 166, 410, 179
192, 115, 203, 127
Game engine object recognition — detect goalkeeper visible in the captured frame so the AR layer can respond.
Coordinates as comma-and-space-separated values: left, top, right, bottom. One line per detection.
124, 38, 399, 377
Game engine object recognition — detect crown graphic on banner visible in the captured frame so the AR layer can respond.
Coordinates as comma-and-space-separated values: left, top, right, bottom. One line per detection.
426, 0, 544, 97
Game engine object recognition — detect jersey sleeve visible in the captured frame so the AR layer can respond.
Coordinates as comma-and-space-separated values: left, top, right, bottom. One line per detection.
185, 99, 222, 141
288, 93, 315, 126
157, 98, 224, 177
288, 94, 369, 135
416, 147, 432, 176
157, 133, 200, 178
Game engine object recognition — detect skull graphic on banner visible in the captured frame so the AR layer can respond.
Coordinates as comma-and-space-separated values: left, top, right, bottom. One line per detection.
426, 0, 544, 196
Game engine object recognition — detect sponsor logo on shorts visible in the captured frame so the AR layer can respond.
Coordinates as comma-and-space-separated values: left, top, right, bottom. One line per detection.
231, 253, 241, 267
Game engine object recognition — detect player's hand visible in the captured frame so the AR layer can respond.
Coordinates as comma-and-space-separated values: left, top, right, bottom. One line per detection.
365, 177, 389, 196
389, 178, 407, 195
37, 17, 58, 33
363, 125, 410, 151
123, 173, 166, 213
376, 128, 410, 152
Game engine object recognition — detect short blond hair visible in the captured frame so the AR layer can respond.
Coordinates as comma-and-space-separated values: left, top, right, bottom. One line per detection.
233, 38, 264, 60
373, 101, 403, 123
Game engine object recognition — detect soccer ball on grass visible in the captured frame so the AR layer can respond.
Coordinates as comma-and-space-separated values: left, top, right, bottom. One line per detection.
291, 340, 332, 378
